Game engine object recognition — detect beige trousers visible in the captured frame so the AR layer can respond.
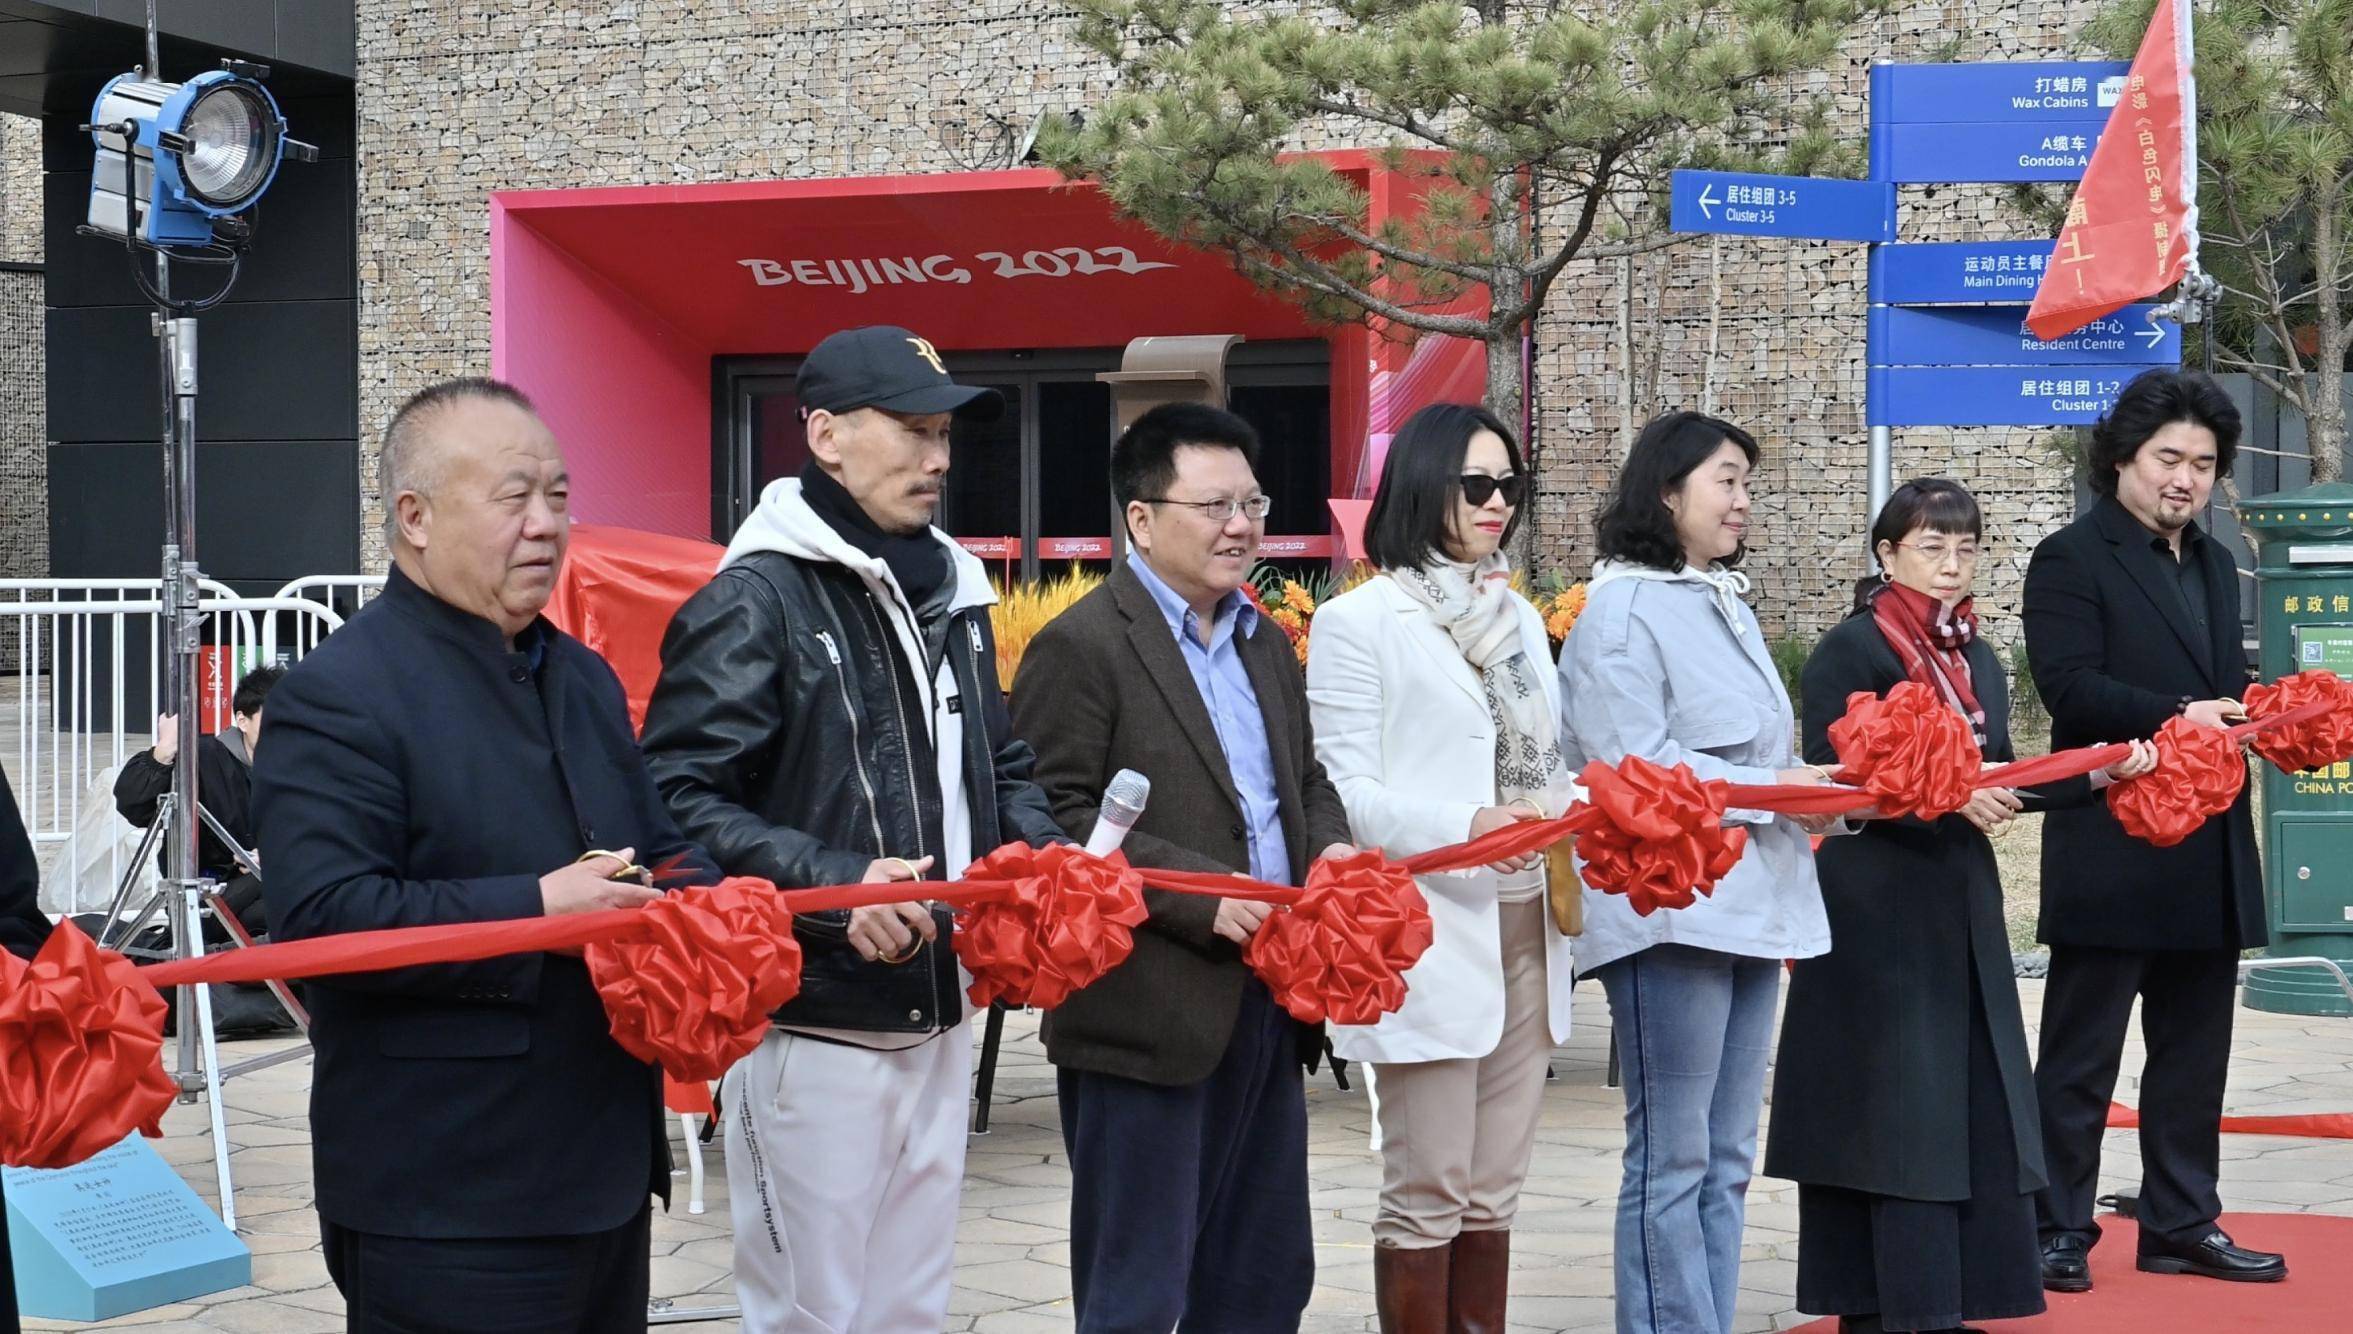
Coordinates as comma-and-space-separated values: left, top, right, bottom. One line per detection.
1368, 896, 1554, 1249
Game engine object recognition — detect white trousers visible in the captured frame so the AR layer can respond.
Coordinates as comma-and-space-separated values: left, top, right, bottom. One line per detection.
722, 1022, 972, 1334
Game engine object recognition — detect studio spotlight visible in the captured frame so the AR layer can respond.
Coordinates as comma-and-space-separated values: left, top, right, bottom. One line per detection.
85, 62, 316, 252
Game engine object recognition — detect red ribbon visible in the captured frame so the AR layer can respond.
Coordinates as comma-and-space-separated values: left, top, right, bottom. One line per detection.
1241, 850, 1435, 1025
1826, 680, 1985, 820
584, 879, 803, 1084
12, 676, 2351, 1172
1559, 756, 1749, 916
2108, 715, 2248, 847
2243, 670, 2353, 776
0, 920, 177, 1170
952, 842, 1148, 1010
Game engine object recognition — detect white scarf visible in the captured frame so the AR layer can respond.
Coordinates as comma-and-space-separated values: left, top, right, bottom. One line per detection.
1393, 554, 1571, 801
1588, 558, 1754, 637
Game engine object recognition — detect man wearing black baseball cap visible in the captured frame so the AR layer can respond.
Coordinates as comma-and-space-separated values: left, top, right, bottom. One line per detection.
641, 326, 1063, 1332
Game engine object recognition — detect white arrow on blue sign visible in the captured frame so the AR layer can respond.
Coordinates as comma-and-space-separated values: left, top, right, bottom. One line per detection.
1869, 241, 2058, 305
1869, 304, 2180, 368
1668, 169, 1895, 243
1866, 366, 2176, 428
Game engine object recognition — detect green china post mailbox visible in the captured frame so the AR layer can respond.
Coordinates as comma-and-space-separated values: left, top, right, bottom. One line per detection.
2240, 482, 2353, 1017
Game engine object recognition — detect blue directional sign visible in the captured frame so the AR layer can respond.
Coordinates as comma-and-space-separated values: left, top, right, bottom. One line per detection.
1869, 60, 2130, 184
1868, 242, 2057, 304
1669, 170, 1895, 243
1875, 123, 2107, 183
1866, 366, 2176, 428
1871, 61, 2131, 126
1870, 304, 2179, 368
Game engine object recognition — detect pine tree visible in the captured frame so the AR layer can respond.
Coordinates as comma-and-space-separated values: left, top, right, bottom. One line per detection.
1043, 0, 1891, 489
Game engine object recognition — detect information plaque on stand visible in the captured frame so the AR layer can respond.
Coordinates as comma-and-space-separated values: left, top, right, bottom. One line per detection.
5, 1134, 251, 1320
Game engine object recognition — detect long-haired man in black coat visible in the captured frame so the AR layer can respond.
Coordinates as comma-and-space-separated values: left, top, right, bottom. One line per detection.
2022, 369, 2285, 1290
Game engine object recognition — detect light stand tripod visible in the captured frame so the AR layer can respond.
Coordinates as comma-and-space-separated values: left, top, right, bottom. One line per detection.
80, 294, 310, 1234
72, 1, 312, 1230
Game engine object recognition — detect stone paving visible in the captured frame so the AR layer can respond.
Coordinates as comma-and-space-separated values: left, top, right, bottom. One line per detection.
20, 977, 2353, 1333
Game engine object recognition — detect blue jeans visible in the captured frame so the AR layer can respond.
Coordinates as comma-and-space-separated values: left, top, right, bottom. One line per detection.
1596, 944, 1781, 1334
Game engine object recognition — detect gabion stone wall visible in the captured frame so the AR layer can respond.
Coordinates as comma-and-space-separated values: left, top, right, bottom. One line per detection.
1, 112, 48, 652
356, 1, 2108, 644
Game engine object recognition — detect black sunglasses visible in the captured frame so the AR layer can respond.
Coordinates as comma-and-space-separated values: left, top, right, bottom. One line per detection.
1459, 474, 1527, 508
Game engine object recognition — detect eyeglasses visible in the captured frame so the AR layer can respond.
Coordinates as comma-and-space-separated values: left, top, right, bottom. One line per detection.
1893, 540, 1983, 565
1460, 474, 1526, 508
1141, 495, 1274, 523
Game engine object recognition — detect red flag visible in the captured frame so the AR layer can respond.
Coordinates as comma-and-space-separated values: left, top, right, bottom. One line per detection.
2026, 0, 2197, 340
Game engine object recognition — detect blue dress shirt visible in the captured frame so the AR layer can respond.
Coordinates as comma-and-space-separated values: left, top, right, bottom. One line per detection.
1126, 554, 1293, 886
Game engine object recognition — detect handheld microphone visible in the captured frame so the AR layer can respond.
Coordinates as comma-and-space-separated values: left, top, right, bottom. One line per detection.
1084, 769, 1152, 857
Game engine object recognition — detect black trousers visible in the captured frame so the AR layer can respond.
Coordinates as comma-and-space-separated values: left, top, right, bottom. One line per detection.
1797, 966, 2044, 1330
322, 1206, 651, 1333
2033, 944, 2238, 1249
1058, 978, 1314, 1333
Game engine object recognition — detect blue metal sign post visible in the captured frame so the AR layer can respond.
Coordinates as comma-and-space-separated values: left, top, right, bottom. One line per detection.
1660, 60, 2184, 521
1668, 169, 1896, 243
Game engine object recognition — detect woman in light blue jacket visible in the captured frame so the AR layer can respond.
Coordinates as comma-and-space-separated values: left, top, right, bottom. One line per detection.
1557, 411, 1836, 1334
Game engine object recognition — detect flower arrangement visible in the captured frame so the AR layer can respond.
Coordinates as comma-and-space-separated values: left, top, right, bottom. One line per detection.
1244, 570, 1320, 667
990, 563, 1103, 692
1536, 579, 1589, 647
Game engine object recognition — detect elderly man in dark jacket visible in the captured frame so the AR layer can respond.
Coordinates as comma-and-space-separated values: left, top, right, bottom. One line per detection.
253, 377, 715, 1332
1012, 402, 1355, 1333
641, 326, 1067, 1334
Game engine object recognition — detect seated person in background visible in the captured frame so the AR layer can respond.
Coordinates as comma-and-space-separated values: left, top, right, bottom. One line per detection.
113, 664, 284, 935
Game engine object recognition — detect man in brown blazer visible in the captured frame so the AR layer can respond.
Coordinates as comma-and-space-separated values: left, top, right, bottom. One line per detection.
1012, 402, 1355, 1332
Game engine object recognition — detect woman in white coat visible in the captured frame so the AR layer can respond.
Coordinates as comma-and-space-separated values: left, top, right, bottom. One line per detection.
1307, 403, 1577, 1334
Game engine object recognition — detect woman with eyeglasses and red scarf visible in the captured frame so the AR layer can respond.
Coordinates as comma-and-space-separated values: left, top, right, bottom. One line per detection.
1765, 479, 2155, 1334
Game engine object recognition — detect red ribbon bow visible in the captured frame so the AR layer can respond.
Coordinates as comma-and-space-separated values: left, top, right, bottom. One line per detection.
0, 920, 177, 1170
2107, 715, 2247, 848
584, 878, 804, 1084
1244, 849, 1434, 1025
1562, 756, 1748, 915
2243, 669, 2353, 776
953, 842, 1148, 1010
1827, 680, 1985, 820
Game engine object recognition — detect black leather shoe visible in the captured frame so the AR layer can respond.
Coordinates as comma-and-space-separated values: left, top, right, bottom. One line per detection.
2041, 1235, 2093, 1293
2136, 1229, 2287, 1282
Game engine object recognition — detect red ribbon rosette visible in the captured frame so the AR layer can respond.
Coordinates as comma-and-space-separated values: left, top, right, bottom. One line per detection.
585, 878, 803, 1083
2243, 670, 2353, 776
1827, 680, 1984, 820
1562, 756, 1747, 915
953, 842, 1148, 1009
1, 920, 177, 1169
1244, 849, 1434, 1025
2107, 715, 2248, 848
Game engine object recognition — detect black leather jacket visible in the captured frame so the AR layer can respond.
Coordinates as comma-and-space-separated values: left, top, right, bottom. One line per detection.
641, 548, 1067, 1034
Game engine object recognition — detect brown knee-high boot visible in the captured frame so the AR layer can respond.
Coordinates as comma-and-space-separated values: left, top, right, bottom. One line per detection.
1374, 1240, 1451, 1334
1447, 1229, 1509, 1334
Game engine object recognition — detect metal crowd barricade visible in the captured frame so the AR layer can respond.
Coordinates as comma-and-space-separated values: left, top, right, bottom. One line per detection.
271, 573, 386, 632
1, 581, 346, 906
